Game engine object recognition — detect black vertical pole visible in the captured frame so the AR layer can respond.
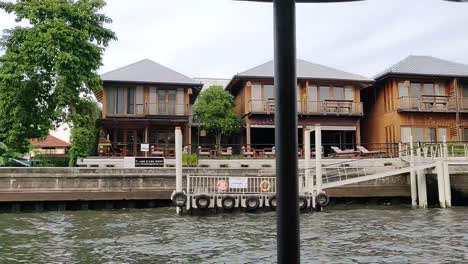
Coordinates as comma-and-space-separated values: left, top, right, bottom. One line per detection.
274, 0, 300, 263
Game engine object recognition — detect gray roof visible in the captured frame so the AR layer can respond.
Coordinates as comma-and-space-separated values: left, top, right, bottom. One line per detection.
101, 59, 201, 86
374, 55, 468, 79
236, 59, 373, 82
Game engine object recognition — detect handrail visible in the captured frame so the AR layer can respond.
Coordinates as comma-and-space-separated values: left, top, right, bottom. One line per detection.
248, 99, 363, 115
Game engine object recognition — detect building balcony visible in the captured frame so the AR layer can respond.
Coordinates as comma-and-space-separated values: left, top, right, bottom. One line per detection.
105, 103, 189, 118
248, 99, 363, 116
396, 95, 467, 112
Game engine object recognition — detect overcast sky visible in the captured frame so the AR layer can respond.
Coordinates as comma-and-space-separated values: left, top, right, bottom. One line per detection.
1, 0, 468, 141
2, 0, 468, 80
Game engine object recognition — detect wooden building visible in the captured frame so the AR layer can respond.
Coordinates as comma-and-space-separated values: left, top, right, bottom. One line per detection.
95, 59, 202, 157
361, 55, 468, 145
225, 59, 374, 152
31, 135, 70, 158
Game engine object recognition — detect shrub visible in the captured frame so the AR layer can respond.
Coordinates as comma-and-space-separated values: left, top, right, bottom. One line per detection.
182, 153, 198, 167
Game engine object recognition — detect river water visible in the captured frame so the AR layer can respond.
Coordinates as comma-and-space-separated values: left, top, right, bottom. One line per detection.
0, 206, 466, 264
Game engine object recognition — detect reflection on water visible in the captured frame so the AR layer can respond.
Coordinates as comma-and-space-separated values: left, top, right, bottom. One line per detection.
0, 206, 467, 263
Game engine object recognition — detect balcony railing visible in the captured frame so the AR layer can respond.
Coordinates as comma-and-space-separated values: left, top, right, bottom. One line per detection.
397, 95, 457, 112
249, 99, 363, 115
147, 103, 186, 116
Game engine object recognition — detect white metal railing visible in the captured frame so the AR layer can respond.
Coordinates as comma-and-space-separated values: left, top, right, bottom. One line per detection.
187, 175, 277, 194
400, 142, 468, 159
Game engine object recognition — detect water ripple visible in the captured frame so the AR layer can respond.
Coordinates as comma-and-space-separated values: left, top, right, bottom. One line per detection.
0, 207, 467, 263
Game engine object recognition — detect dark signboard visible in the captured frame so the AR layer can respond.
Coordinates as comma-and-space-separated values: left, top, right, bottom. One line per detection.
135, 157, 165, 168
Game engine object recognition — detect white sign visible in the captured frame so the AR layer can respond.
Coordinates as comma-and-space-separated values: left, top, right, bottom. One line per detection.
230, 177, 248, 189
141, 144, 149, 152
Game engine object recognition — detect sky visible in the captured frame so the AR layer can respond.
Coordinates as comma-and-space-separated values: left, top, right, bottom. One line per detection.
1, 0, 468, 141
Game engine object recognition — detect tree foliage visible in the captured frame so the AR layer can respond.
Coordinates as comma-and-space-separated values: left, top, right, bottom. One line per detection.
0, 0, 116, 153
193, 86, 242, 148
68, 96, 100, 166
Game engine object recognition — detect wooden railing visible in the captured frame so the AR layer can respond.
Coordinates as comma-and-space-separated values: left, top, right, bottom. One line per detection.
249, 99, 363, 115
397, 95, 457, 112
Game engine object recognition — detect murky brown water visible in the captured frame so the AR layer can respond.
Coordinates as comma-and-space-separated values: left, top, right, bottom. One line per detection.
0, 206, 467, 263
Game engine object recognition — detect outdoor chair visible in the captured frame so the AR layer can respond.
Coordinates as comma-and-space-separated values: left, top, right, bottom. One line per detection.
330, 146, 360, 158
221, 147, 233, 157
264, 147, 275, 158
242, 146, 254, 158
198, 146, 211, 157
357, 146, 385, 157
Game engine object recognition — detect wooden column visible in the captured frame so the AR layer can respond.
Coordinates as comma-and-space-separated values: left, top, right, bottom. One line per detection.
246, 124, 251, 150
144, 126, 149, 157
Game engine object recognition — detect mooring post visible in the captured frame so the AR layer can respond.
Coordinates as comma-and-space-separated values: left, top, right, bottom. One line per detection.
436, 160, 446, 208
443, 162, 452, 208
175, 126, 183, 215
409, 137, 417, 207
304, 128, 311, 194
416, 143, 427, 208
315, 125, 322, 194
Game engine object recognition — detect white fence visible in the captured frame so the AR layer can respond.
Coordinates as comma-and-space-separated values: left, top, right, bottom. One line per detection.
187, 175, 277, 195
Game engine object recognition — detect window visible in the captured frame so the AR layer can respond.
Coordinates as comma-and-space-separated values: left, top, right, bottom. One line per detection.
464, 128, 468, 141
398, 82, 409, 97
136, 86, 144, 114
413, 128, 424, 142
435, 83, 446, 96
251, 83, 262, 101
429, 128, 437, 143
422, 84, 434, 95
127, 88, 135, 114
463, 85, 468, 98
106, 87, 125, 115
263, 84, 274, 100
308, 85, 318, 101
320, 86, 330, 100
401, 127, 411, 143
411, 83, 421, 97
334, 87, 345, 100
344, 86, 354, 100
438, 128, 447, 142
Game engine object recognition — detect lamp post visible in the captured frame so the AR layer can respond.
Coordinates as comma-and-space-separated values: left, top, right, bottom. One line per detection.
236, 0, 464, 262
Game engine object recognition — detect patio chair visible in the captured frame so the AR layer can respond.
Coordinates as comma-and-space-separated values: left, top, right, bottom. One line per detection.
198, 146, 211, 157
150, 146, 164, 157
221, 147, 233, 157
330, 146, 360, 158
357, 146, 385, 157
264, 147, 275, 158
242, 146, 254, 158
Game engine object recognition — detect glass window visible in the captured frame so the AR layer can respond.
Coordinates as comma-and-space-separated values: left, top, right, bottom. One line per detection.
149, 87, 157, 115
136, 86, 144, 114
263, 84, 275, 100
251, 83, 262, 101
176, 88, 185, 115
308, 85, 318, 101
398, 82, 409, 97
320, 86, 330, 101
463, 84, 468, 98
158, 90, 167, 114
412, 128, 424, 142
411, 83, 421, 97
127, 88, 135, 114
401, 127, 411, 143
106, 87, 115, 114
464, 128, 468, 141
168, 90, 176, 115
428, 128, 437, 143
345, 86, 354, 100
334, 87, 345, 100
438, 128, 447, 142
116, 87, 125, 114
422, 84, 434, 95
435, 83, 446, 96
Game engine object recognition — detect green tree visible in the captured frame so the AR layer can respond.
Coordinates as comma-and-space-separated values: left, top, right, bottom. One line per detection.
0, 0, 116, 153
0, 142, 21, 166
68, 96, 100, 166
193, 86, 242, 149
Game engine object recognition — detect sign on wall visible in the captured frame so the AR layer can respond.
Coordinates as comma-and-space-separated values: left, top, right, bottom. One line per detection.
135, 157, 165, 168
229, 177, 248, 189
140, 144, 149, 152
